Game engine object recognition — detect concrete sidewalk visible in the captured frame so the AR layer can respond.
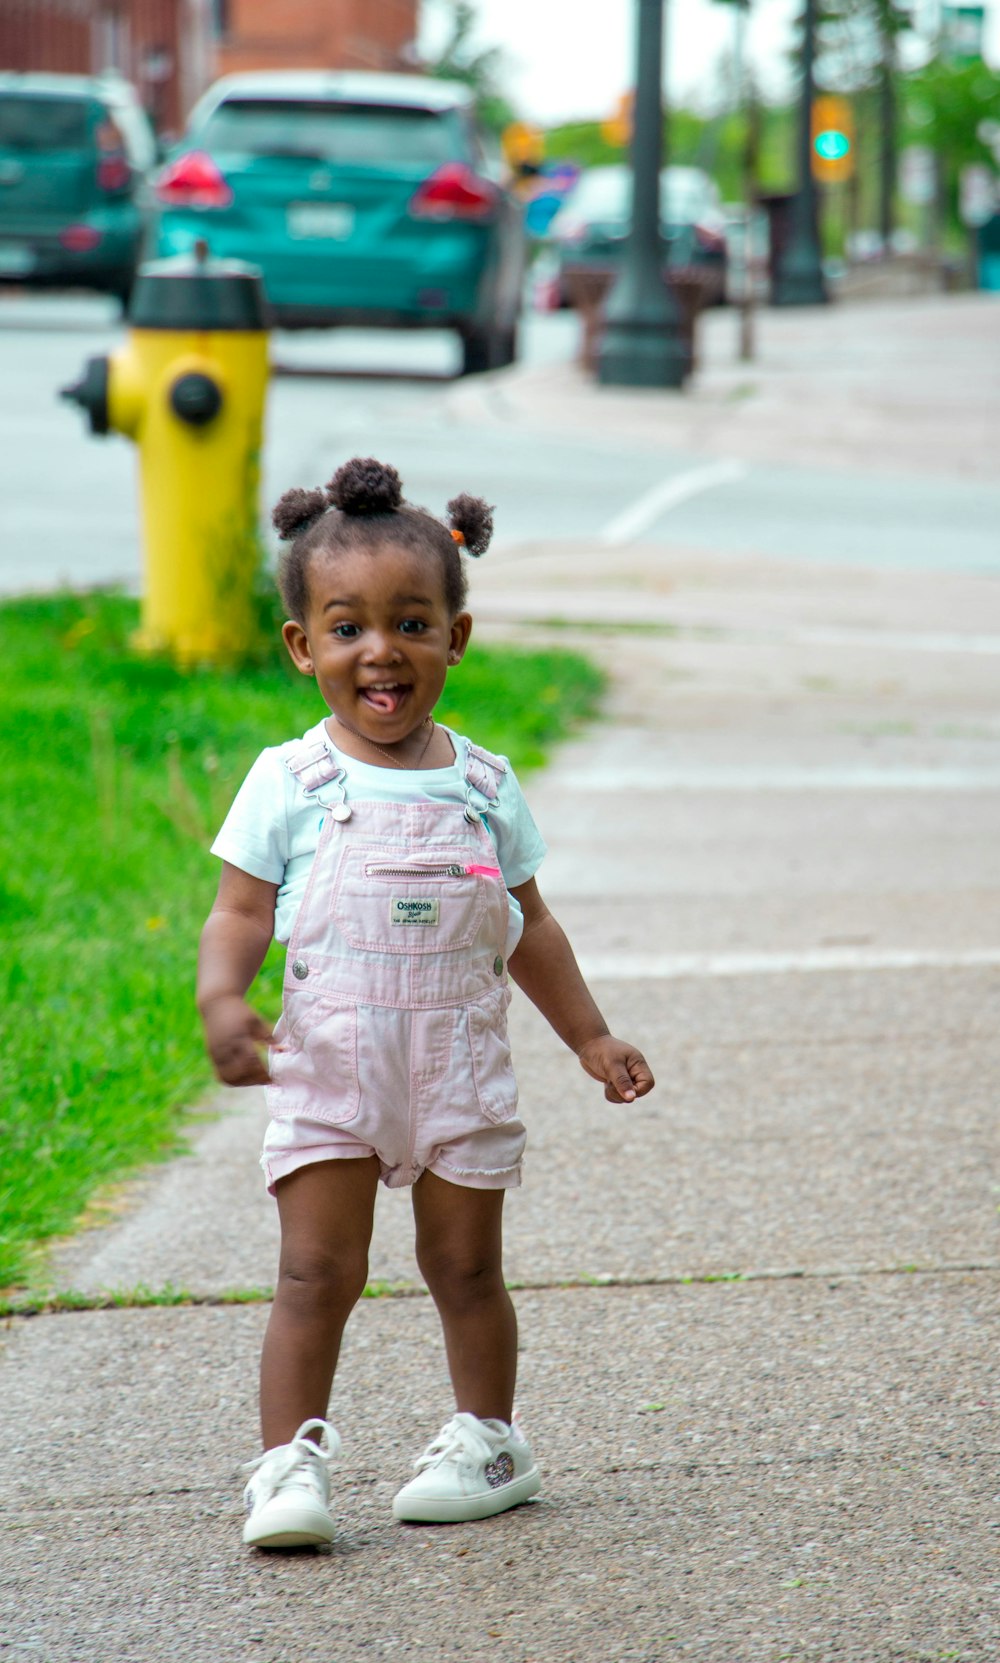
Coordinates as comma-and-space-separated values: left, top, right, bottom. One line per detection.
3, 296, 999, 1663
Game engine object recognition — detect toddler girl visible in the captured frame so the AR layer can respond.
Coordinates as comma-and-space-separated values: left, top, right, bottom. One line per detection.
197, 456, 654, 1548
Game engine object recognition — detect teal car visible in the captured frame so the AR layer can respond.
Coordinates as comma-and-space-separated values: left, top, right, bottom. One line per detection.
0, 72, 156, 304
150, 71, 526, 375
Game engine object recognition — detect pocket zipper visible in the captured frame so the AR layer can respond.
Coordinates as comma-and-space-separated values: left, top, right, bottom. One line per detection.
365, 862, 502, 880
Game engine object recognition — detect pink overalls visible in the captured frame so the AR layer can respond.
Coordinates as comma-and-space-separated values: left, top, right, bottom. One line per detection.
261, 736, 526, 1194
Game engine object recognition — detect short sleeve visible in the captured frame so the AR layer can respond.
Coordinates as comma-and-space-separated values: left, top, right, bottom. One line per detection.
211, 749, 291, 884
485, 763, 547, 888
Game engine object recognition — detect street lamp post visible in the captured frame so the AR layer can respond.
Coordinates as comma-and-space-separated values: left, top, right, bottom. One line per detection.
772, 0, 828, 306
598, 0, 690, 387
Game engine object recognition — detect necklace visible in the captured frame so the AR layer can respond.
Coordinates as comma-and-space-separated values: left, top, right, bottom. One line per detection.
332, 714, 436, 770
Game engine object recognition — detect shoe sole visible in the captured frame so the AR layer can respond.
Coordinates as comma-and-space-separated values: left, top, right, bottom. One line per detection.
392, 1466, 542, 1524
243, 1507, 335, 1549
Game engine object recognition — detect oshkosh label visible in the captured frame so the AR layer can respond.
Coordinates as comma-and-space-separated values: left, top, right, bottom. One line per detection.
391, 897, 440, 927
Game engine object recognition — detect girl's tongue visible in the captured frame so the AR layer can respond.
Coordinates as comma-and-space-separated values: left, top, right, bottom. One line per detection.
362, 686, 404, 714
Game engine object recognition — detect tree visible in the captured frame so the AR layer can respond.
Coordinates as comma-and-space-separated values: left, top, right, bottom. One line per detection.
902, 55, 1000, 241
419, 1, 516, 133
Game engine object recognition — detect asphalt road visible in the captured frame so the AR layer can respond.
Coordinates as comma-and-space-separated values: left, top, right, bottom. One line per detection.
3, 289, 1000, 595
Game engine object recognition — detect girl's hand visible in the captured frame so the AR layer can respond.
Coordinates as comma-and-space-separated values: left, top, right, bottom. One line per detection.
201, 995, 274, 1087
577, 1035, 655, 1104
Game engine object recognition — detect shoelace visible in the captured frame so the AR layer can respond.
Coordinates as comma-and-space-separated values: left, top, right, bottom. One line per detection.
244, 1418, 341, 1504
413, 1413, 500, 1476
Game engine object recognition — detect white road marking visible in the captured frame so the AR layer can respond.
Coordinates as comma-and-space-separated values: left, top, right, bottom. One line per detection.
600, 460, 750, 546
553, 766, 1000, 792
577, 946, 1000, 980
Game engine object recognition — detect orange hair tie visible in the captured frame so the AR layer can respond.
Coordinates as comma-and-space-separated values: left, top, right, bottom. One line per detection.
451, 527, 466, 546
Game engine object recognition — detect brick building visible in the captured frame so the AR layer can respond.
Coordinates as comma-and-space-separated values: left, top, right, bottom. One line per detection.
214, 0, 418, 79
0, 0, 420, 136
0, 0, 214, 134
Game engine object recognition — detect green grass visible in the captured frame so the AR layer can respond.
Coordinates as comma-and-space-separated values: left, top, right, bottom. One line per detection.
0, 591, 604, 1290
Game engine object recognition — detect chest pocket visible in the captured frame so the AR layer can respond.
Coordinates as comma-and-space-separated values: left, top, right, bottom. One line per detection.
330, 846, 492, 956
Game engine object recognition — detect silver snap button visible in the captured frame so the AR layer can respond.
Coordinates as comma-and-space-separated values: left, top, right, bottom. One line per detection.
292, 959, 309, 980
493, 956, 504, 976
464, 806, 481, 824
330, 803, 351, 822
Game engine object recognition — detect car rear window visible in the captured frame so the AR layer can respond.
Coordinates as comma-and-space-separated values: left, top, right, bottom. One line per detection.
199, 99, 460, 166
0, 95, 91, 151
561, 167, 718, 223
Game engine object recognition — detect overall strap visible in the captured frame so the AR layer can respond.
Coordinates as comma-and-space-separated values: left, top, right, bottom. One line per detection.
463, 739, 507, 806
285, 738, 345, 795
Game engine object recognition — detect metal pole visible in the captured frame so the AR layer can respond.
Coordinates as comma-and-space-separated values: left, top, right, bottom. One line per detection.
598, 0, 690, 387
771, 0, 828, 306
878, 24, 896, 251
734, 0, 756, 362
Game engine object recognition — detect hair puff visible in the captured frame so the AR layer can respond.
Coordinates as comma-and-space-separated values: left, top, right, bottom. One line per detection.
327, 457, 403, 516
446, 493, 494, 558
271, 486, 329, 542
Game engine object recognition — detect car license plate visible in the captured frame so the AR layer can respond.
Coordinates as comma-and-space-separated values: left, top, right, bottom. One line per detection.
286, 203, 354, 241
0, 243, 34, 275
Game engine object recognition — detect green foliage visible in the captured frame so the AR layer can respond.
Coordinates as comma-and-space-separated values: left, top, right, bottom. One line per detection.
0, 591, 603, 1289
542, 47, 999, 248
902, 55, 1000, 169
420, 0, 516, 133
543, 101, 798, 201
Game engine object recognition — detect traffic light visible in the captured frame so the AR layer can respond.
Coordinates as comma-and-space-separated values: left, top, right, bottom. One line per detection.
811, 95, 855, 184
601, 92, 634, 150
501, 122, 544, 173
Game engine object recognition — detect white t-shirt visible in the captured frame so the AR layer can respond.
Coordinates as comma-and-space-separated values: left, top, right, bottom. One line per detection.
211, 719, 548, 950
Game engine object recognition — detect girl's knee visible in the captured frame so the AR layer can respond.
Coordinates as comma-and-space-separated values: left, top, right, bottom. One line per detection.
417, 1245, 505, 1308
276, 1247, 369, 1313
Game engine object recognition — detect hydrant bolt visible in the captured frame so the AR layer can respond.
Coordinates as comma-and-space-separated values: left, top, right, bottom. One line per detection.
170, 371, 223, 427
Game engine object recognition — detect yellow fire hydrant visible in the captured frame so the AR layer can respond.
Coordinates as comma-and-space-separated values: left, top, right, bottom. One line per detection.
62, 243, 269, 665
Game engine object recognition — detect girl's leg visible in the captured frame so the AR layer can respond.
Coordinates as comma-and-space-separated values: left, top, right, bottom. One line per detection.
259, 1155, 380, 1448
411, 1171, 516, 1423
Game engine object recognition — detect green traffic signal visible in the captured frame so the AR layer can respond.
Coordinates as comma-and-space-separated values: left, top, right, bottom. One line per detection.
815, 130, 851, 161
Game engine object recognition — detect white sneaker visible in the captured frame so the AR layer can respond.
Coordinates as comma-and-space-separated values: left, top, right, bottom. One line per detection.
392, 1411, 541, 1524
242, 1418, 340, 1547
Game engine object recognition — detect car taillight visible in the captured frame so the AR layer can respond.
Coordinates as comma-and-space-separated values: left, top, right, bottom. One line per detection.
59, 225, 102, 251
95, 118, 131, 194
694, 224, 726, 254
408, 163, 498, 222
155, 151, 234, 210
97, 157, 131, 191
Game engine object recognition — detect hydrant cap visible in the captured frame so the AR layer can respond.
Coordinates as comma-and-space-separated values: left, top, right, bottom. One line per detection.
128, 249, 268, 332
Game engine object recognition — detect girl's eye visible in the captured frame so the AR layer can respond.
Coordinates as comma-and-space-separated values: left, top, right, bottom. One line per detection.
332, 622, 360, 639
398, 618, 427, 635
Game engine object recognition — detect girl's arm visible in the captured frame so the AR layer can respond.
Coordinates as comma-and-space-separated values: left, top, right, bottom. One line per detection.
507, 877, 654, 1104
197, 862, 279, 1087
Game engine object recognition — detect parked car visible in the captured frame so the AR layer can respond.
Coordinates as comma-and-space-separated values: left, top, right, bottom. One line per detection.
0, 72, 156, 304
534, 163, 728, 310
149, 71, 526, 375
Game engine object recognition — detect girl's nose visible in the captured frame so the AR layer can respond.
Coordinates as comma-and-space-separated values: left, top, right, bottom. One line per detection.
362, 630, 402, 663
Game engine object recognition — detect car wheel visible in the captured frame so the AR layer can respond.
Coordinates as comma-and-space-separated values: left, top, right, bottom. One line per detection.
459, 322, 519, 376
112, 280, 135, 319
459, 324, 495, 376
492, 323, 519, 369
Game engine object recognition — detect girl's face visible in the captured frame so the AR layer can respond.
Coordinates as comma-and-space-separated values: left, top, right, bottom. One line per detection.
281, 541, 472, 748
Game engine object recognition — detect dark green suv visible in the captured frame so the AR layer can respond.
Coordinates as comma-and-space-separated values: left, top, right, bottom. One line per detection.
0, 72, 156, 304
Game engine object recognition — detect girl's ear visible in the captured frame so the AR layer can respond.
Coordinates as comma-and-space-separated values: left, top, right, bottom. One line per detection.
282, 618, 314, 676
448, 611, 473, 666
